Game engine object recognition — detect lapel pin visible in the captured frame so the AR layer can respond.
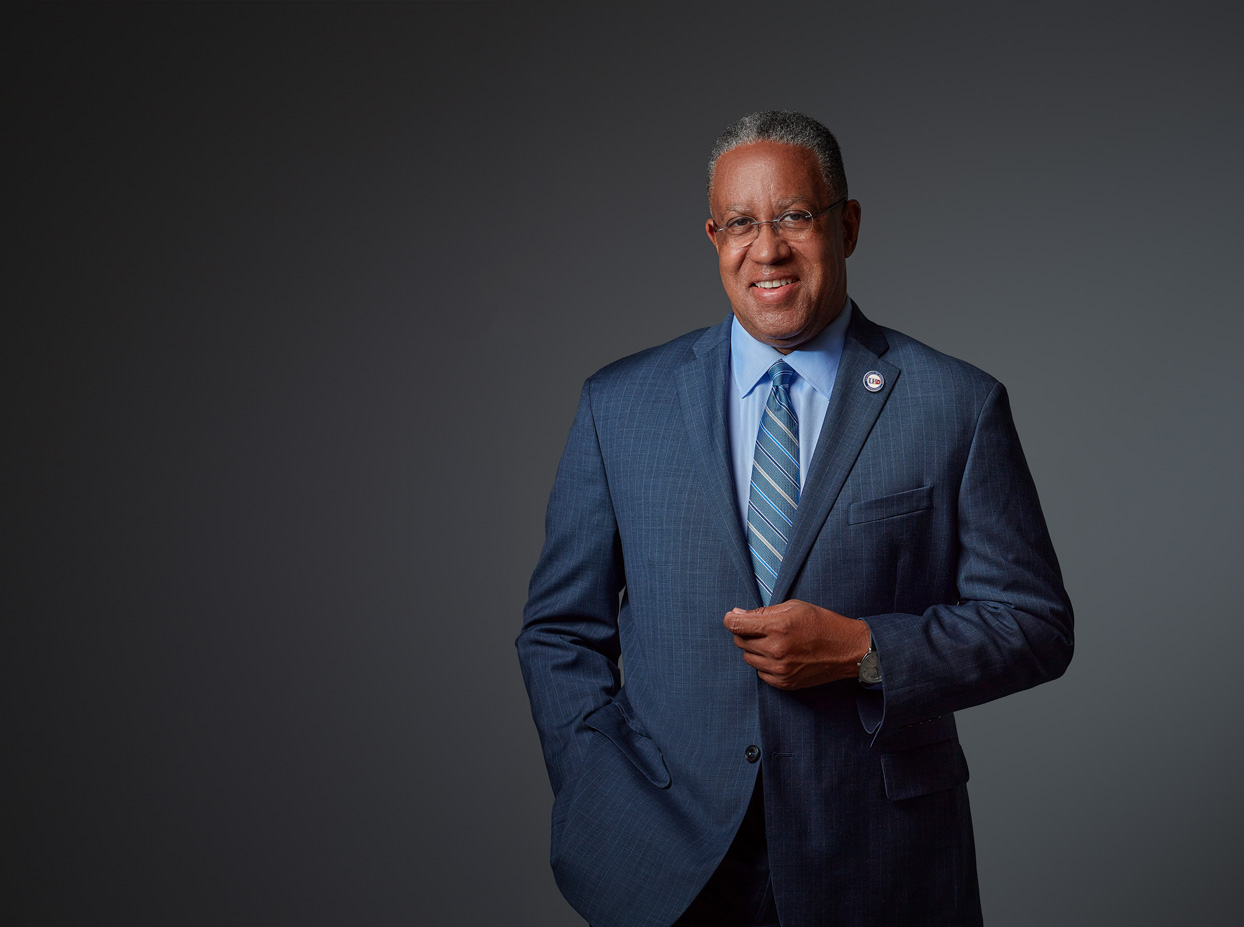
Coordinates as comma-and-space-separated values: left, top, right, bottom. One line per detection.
863, 371, 885, 392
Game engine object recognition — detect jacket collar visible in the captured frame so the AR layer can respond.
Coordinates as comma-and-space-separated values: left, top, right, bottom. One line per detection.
675, 302, 898, 605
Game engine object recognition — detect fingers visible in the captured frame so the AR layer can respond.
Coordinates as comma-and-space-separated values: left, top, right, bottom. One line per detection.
724, 601, 791, 635
724, 606, 762, 637
741, 650, 802, 691
724, 599, 862, 690
756, 670, 799, 691
732, 633, 765, 656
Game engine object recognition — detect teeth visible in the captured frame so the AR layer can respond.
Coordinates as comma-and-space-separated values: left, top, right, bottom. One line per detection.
754, 278, 795, 289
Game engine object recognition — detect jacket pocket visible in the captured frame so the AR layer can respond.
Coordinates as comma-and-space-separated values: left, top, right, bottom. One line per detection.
848, 484, 934, 525
583, 697, 671, 788
879, 715, 969, 801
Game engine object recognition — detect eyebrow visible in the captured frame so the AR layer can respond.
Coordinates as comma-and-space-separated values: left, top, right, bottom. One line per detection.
775, 196, 815, 210
719, 196, 816, 215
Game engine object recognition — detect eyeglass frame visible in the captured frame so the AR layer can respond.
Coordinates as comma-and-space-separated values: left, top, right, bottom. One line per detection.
710, 197, 849, 245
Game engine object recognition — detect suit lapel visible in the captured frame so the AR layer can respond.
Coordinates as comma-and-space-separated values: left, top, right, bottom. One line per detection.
772, 305, 900, 603
675, 319, 760, 603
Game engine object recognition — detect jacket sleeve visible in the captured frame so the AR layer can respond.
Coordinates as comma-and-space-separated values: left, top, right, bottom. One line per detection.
516, 378, 625, 794
859, 381, 1074, 739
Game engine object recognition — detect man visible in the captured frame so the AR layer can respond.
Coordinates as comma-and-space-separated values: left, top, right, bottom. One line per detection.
517, 111, 1072, 927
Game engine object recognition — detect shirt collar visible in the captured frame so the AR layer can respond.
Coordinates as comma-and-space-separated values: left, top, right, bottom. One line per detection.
730, 297, 853, 399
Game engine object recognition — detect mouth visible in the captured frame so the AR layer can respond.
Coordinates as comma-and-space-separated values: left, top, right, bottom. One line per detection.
752, 277, 797, 289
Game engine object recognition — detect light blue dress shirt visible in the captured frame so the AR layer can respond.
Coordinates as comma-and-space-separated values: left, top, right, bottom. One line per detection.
728, 298, 852, 531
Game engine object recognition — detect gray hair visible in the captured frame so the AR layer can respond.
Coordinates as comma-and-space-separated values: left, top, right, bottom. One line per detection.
707, 110, 847, 202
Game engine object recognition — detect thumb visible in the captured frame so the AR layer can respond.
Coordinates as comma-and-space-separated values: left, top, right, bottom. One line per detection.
725, 606, 767, 633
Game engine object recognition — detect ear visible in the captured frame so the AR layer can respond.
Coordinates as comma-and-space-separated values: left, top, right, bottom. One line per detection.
705, 217, 721, 247
840, 200, 862, 258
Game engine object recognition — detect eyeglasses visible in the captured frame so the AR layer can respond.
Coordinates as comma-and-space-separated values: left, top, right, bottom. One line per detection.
711, 198, 847, 245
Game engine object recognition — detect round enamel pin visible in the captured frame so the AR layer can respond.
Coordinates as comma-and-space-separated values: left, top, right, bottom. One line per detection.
863, 371, 885, 392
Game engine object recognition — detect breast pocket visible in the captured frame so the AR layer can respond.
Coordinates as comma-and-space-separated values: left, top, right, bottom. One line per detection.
848, 484, 934, 525
842, 484, 937, 614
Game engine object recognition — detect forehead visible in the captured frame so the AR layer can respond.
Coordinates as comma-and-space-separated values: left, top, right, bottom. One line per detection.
710, 141, 826, 213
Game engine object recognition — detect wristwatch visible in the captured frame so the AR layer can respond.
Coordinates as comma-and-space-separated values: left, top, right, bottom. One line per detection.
858, 639, 882, 686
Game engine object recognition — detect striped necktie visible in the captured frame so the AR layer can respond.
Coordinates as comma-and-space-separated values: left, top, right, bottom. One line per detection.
747, 360, 799, 606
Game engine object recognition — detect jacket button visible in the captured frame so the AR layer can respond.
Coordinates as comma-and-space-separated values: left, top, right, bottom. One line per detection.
744, 745, 760, 763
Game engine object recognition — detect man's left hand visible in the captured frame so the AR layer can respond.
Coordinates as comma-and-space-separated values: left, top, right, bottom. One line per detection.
724, 600, 871, 690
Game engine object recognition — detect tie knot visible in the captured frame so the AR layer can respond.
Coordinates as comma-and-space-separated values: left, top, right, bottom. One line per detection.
768, 360, 796, 390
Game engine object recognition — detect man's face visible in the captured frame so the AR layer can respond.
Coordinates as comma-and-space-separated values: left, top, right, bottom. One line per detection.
705, 141, 861, 353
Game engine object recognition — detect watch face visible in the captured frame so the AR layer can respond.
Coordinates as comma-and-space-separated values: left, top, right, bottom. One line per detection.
859, 652, 882, 685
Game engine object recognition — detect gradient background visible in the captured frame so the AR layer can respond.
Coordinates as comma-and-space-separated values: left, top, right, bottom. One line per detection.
6, 3, 1242, 924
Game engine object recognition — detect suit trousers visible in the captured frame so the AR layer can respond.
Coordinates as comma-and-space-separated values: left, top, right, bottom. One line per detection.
673, 772, 779, 927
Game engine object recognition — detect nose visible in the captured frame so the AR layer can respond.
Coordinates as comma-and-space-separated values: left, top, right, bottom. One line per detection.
748, 221, 791, 263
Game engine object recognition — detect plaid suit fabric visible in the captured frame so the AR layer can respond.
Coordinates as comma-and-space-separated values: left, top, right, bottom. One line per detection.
518, 305, 1072, 927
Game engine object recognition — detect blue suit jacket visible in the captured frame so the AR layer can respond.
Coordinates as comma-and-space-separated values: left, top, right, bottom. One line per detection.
517, 305, 1073, 927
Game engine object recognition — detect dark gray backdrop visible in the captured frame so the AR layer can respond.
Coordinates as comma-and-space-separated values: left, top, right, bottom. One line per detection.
7, 2, 1242, 924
